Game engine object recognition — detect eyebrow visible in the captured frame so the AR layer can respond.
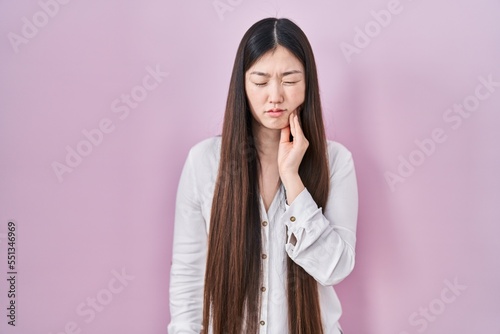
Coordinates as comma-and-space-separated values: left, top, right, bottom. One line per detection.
249, 70, 303, 77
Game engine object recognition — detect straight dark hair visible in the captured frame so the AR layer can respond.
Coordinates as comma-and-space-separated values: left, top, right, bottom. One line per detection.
203, 17, 329, 334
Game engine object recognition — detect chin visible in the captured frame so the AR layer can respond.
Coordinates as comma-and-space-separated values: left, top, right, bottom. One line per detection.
263, 121, 289, 130
253, 116, 290, 131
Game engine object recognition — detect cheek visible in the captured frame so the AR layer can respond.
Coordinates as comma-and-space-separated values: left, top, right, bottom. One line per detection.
245, 89, 261, 116
288, 86, 306, 104
246, 88, 266, 106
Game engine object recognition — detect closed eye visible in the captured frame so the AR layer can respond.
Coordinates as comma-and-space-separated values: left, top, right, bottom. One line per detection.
252, 81, 300, 87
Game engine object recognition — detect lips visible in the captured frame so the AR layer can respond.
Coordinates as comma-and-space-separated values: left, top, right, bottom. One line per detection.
266, 109, 285, 118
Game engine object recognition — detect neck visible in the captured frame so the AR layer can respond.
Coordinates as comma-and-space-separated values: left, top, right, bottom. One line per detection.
252, 121, 280, 164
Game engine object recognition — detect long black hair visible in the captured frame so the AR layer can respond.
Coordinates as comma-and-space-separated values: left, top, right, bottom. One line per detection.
203, 17, 329, 334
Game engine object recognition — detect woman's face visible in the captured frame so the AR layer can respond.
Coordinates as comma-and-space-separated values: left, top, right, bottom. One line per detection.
245, 45, 305, 132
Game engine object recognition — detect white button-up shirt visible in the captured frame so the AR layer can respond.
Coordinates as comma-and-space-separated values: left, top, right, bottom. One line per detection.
168, 136, 358, 334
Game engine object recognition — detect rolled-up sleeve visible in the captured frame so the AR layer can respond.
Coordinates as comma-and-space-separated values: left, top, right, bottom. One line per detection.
168, 148, 207, 334
282, 146, 358, 286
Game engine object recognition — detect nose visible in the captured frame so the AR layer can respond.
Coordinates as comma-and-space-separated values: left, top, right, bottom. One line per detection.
268, 81, 284, 106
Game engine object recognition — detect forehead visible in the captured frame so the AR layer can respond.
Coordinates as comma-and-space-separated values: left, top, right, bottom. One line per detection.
247, 45, 303, 73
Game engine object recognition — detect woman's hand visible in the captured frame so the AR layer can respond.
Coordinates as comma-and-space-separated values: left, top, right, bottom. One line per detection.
278, 110, 308, 204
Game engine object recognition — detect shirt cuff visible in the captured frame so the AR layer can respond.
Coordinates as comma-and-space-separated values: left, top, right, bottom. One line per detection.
282, 188, 329, 253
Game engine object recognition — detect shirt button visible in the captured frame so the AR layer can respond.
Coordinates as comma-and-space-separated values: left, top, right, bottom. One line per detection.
290, 216, 296, 222
260, 320, 265, 326
262, 221, 268, 226
261, 286, 266, 292
261, 254, 267, 259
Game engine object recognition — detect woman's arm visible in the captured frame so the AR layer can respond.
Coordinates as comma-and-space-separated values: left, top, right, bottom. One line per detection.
278, 112, 359, 286
282, 145, 358, 286
168, 149, 207, 334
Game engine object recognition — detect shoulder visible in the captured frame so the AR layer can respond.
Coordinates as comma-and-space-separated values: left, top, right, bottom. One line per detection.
326, 140, 354, 175
188, 136, 221, 158
184, 136, 221, 177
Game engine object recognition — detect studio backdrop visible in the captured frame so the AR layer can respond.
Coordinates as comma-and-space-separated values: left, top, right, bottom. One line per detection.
1, 1, 499, 333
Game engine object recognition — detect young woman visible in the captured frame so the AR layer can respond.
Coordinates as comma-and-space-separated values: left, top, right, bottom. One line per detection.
168, 18, 358, 334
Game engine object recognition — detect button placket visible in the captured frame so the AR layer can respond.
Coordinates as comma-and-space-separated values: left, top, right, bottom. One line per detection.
260, 216, 269, 333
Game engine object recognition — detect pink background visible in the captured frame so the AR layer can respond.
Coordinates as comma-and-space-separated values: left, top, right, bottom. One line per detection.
1, 1, 499, 333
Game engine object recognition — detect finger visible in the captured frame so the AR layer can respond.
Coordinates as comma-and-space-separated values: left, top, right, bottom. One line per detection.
293, 114, 305, 137
289, 113, 296, 137
280, 124, 291, 144
292, 115, 308, 147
